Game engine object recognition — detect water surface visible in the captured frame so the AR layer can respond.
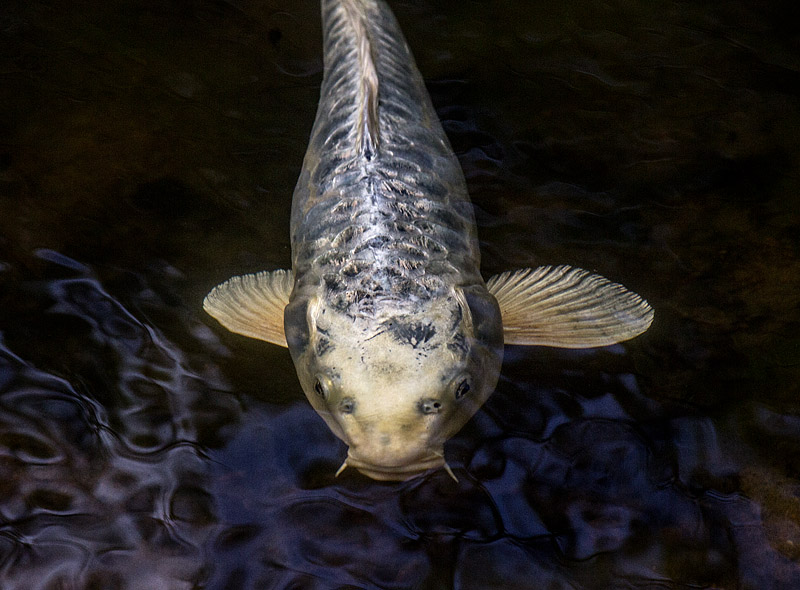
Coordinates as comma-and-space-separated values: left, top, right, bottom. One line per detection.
1, 0, 799, 588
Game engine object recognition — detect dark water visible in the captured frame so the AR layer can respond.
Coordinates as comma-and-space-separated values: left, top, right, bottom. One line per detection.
1, 0, 799, 588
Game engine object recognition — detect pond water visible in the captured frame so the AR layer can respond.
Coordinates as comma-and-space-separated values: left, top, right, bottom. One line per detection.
1, 0, 799, 588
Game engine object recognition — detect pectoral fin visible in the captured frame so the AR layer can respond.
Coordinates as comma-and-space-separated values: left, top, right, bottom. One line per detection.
487, 265, 653, 348
203, 269, 293, 347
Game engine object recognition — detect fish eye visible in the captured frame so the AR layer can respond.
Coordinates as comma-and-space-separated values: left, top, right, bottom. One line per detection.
454, 379, 471, 400
313, 374, 336, 401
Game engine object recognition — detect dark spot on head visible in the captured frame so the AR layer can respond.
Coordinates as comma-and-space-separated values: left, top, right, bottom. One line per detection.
316, 336, 333, 356
447, 332, 467, 356
385, 319, 436, 348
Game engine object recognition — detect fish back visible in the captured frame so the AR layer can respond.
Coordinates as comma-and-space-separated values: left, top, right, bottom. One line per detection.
290, 0, 481, 314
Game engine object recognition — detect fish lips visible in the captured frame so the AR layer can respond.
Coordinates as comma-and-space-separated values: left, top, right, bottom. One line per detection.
343, 451, 446, 481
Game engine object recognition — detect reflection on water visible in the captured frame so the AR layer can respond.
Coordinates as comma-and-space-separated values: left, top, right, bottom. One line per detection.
0, 251, 231, 587
1, 0, 799, 588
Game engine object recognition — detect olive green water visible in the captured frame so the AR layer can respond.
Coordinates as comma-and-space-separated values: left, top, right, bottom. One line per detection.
1, 0, 799, 588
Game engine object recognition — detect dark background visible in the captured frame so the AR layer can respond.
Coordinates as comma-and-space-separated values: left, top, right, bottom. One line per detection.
1, 0, 799, 588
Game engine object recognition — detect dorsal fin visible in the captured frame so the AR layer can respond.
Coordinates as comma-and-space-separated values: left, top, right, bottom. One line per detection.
341, 0, 380, 158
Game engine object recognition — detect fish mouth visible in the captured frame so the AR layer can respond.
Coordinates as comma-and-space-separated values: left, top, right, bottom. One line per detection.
342, 453, 446, 481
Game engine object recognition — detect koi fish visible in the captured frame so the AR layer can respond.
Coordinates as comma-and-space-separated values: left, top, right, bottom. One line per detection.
204, 0, 653, 480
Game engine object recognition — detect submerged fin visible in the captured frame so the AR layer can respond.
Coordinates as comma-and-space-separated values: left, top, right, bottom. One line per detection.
203, 269, 293, 348
487, 265, 653, 348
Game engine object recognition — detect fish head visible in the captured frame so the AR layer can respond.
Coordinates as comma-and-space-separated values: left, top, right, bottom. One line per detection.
284, 285, 503, 480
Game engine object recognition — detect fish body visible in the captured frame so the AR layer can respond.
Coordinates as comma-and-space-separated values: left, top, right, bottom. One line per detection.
285, 0, 502, 479
204, 0, 653, 480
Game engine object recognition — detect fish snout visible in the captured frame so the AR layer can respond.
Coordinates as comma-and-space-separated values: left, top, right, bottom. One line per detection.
341, 426, 446, 480
343, 449, 445, 481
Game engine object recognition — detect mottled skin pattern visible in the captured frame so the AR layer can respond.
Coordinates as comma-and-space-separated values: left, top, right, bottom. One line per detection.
285, 0, 503, 479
